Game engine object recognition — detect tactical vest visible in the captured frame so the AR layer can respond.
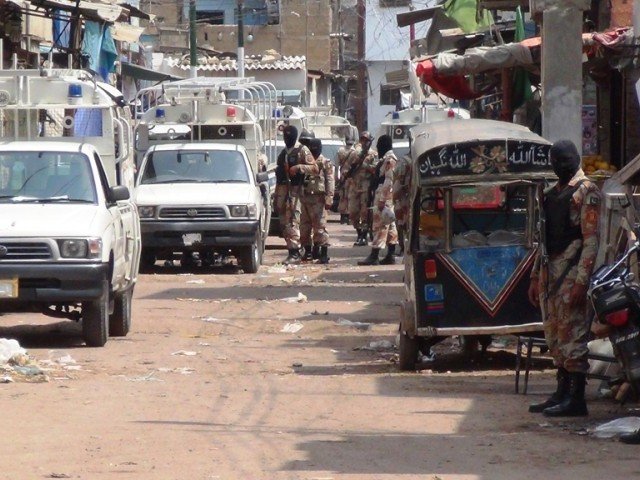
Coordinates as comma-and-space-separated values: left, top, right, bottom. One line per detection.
544, 181, 584, 256
276, 147, 305, 186
304, 158, 326, 195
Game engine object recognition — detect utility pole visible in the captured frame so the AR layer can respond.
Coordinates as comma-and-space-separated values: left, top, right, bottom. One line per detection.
237, 0, 245, 79
189, 0, 197, 78
356, 0, 366, 132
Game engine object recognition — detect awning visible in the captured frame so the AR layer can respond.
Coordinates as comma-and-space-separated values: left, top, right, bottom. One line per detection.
414, 27, 636, 100
111, 22, 144, 43
121, 62, 183, 82
29, 0, 123, 22
396, 5, 443, 28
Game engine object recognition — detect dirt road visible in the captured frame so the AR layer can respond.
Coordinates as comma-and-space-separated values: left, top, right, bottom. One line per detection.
0, 217, 639, 479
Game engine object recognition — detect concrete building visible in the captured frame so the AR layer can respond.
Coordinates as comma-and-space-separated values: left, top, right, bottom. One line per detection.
365, 1, 430, 132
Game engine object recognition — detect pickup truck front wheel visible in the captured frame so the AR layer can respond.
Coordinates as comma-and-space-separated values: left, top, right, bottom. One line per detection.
82, 279, 109, 347
238, 231, 262, 274
109, 287, 133, 337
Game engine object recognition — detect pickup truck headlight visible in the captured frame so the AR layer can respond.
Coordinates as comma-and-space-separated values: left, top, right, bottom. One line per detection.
57, 239, 102, 259
229, 204, 257, 218
138, 206, 156, 218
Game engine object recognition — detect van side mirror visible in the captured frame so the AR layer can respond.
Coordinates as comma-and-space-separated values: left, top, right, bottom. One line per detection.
108, 185, 130, 202
256, 171, 269, 184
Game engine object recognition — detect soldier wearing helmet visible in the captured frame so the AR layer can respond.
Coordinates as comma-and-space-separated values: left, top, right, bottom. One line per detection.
358, 135, 398, 265
336, 130, 357, 224
344, 131, 378, 246
298, 128, 315, 149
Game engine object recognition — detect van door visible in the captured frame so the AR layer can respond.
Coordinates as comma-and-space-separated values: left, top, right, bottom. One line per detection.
95, 153, 129, 289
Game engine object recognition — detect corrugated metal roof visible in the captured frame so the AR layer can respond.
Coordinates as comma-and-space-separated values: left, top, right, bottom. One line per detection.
163, 55, 306, 72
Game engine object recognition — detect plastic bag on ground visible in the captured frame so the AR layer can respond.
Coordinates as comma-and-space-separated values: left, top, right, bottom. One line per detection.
0, 339, 26, 363
590, 417, 640, 438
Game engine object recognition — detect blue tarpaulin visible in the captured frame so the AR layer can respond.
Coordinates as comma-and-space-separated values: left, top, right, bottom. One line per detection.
82, 21, 118, 81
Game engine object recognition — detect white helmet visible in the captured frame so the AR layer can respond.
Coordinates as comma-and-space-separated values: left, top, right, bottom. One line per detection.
381, 206, 396, 226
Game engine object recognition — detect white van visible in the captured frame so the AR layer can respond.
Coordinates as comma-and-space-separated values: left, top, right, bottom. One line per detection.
0, 142, 140, 346
135, 143, 268, 273
0, 69, 141, 347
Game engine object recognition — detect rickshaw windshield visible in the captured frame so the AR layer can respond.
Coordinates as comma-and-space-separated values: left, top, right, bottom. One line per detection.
418, 181, 534, 252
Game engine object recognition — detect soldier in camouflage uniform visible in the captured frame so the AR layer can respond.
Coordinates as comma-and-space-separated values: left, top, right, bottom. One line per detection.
300, 138, 335, 264
359, 135, 398, 265
336, 133, 356, 224
274, 125, 319, 265
347, 131, 378, 246
392, 152, 412, 256
528, 139, 601, 417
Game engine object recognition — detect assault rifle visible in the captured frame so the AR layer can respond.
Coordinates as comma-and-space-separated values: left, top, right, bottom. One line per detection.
538, 184, 550, 321
342, 138, 374, 183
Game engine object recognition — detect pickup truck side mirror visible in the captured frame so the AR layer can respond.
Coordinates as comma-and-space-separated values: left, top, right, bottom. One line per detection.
108, 185, 130, 202
256, 171, 269, 184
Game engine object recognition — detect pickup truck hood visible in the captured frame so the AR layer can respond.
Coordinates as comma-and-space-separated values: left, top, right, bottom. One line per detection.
136, 183, 255, 206
0, 204, 101, 237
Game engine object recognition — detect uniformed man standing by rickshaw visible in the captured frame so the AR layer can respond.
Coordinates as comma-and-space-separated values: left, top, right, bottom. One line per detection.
528, 139, 601, 417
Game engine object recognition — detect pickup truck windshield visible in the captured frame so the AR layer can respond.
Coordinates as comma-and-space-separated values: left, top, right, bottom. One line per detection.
0, 151, 96, 203
140, 150, 250, 185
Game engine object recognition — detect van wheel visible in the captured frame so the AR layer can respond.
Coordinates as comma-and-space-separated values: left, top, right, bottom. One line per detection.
109, 287, 133, 337
82, 280, 109, 347
239, 232, 262, 274
398, 331, 419, 371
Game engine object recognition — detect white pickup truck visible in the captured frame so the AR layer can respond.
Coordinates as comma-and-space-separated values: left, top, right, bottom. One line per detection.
135, 143, 269, 273
0, 142, 141, 346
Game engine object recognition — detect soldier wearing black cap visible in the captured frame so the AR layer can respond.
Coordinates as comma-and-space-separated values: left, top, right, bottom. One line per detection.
527, 139, 601, 417
274, 125, 319, 264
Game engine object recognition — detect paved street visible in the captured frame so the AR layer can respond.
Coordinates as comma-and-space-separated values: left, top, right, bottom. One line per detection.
0, 216, 638, 479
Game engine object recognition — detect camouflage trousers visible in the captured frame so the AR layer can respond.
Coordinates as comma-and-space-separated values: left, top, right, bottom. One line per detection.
348, 188, 369, 230
372, 200, 398, 249
274, 185, 301, 250
394, 201, 409, 228
338, 180, 351, 214
538, 255, 590, 374
300, 194, 329, 246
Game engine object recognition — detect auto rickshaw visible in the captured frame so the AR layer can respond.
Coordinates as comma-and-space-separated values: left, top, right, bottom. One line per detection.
399, 119, 556, 370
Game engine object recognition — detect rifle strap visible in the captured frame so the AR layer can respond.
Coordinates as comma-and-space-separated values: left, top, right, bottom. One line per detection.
548, 247, 582, 297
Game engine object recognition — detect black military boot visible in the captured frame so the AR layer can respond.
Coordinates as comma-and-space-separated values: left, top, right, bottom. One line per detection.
529, 368, 569, 413
340, 214, 349, 224
543, 372, 588, 417
620, 429, 640, 444
302, 245, 313, 261
312, 244, 320, 260
380, 244, 397, 265
358, 248, 380, 266
319, 246, 330, 264
356, 230, 369, 247
353, 229, 363, 246
283, 249, 301, 265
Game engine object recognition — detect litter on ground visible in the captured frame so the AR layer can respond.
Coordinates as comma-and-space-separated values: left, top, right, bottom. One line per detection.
281, 322, 304, 333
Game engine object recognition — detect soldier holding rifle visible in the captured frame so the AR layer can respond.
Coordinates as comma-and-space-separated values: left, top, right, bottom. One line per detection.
274, 125, 319, 265
345, 131, 378, 246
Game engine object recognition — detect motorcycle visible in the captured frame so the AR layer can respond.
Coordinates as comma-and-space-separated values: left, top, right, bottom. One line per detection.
588, 238, 640, 395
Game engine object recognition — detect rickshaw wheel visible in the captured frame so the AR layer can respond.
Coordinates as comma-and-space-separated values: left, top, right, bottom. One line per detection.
398, 332, 419, 371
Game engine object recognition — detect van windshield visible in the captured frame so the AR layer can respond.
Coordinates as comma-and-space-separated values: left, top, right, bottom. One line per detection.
140, 149, 250, 185
0, 151, 96, 203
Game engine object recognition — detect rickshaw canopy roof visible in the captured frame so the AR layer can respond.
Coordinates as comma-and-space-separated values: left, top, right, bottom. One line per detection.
410, 119, 554, 186
410, 119, 550, 154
